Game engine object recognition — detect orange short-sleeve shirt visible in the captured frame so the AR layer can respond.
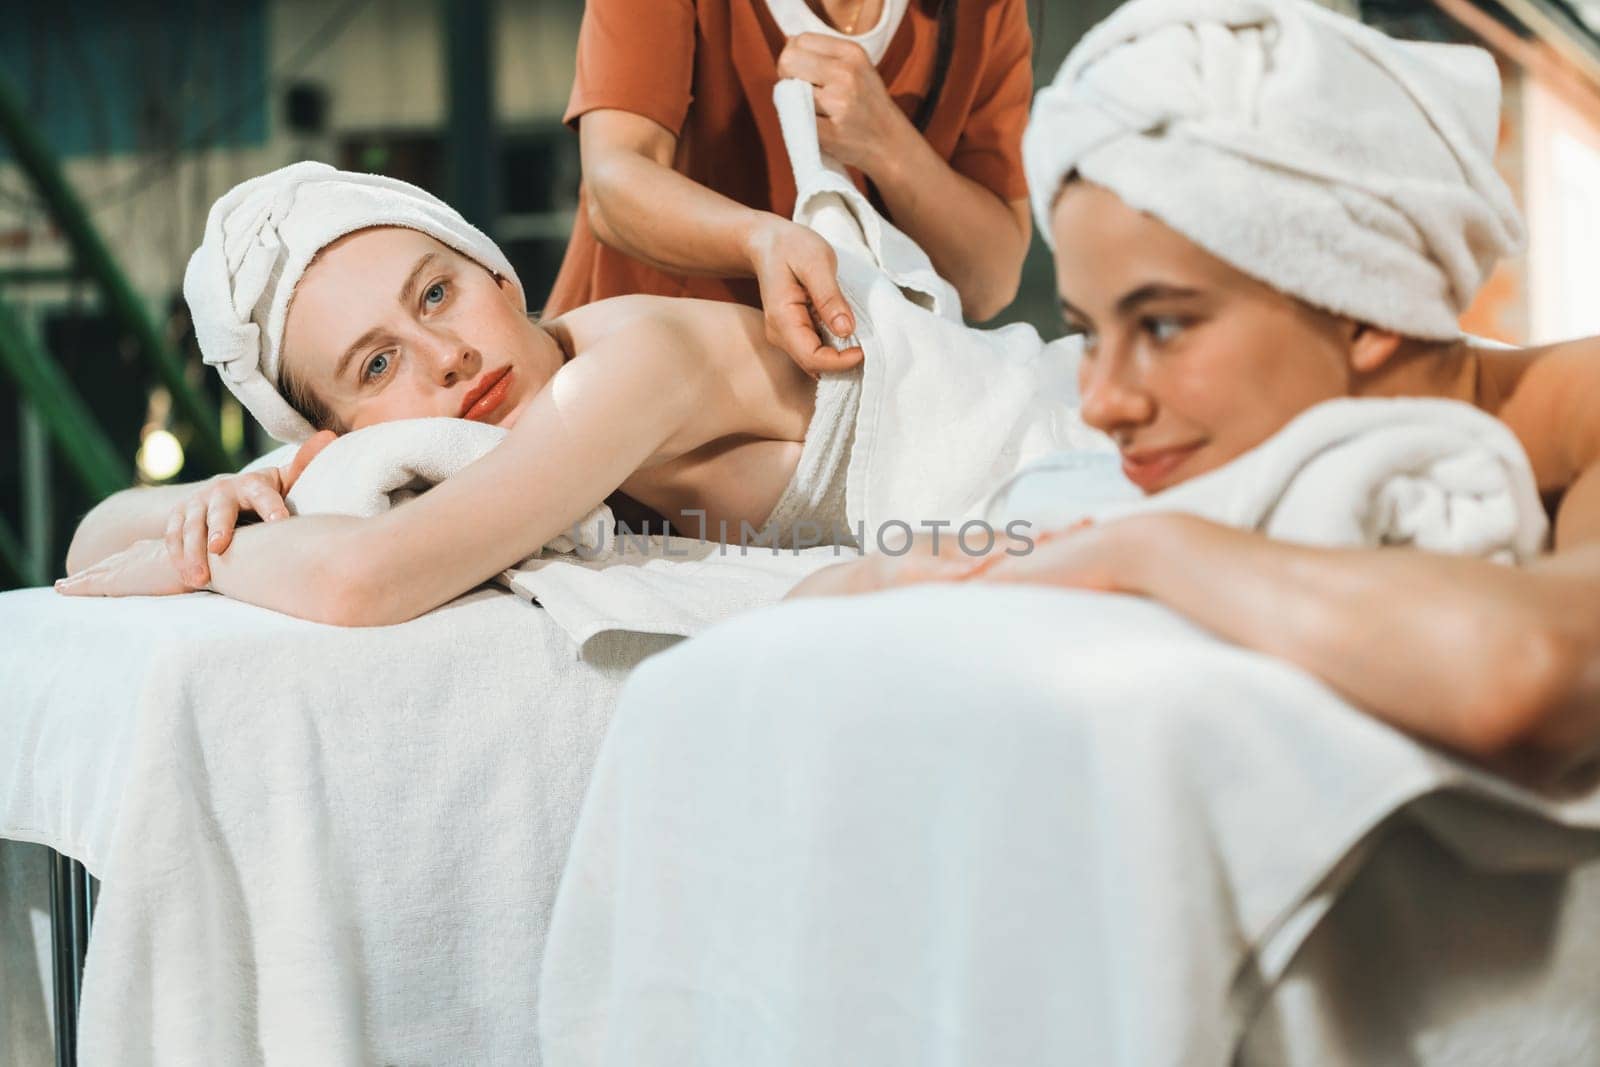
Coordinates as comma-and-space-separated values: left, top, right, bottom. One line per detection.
544, 0, 1033, 316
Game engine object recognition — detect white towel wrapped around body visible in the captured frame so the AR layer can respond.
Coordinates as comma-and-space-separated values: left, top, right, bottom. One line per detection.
985, 396, 1550, 563
773, 77, 1103, 542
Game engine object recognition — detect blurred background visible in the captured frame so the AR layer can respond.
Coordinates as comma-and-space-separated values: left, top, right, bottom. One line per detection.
1, 0, 1598, 591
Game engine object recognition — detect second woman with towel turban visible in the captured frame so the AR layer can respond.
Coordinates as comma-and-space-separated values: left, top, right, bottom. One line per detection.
797, 0, 1600, 773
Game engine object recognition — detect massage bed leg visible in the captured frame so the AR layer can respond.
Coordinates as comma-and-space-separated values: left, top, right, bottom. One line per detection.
48, 849, 94, 1067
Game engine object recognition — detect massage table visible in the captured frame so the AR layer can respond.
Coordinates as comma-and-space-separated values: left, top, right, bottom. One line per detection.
540, 583, 1600, 1066
0, 583, 676, 1066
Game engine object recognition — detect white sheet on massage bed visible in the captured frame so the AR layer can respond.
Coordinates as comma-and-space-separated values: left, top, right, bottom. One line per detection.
0, 584, 674, 1066
539, 584, 1600, 1067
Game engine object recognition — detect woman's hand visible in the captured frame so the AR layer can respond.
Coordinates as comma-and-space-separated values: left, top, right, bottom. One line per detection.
786, 533, 993, 599
745, 216, 864, 375
164, 431, 336, 588
55, 538, 197, 598
970, 517, 1154, 593
778, 34, 912, 176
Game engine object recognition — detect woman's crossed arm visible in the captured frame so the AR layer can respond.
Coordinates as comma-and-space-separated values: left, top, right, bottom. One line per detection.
60, 327, 708, 627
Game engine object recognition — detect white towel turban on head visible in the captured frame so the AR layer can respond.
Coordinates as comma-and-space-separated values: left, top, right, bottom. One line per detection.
1022, 0, 1525, 340
183, 161, 524, 444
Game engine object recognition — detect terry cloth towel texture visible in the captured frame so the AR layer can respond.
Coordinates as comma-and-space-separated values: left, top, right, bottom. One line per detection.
750, 370, 863, 549
1021, 0, 1524, 340
774, 76, 1105, 543
984, 396, 1548, 563
537, 400, 1593, 1067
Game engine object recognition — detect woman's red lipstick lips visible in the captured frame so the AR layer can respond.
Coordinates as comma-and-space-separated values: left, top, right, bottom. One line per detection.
460, 367, 513, 421
1121, 442, 1201, 492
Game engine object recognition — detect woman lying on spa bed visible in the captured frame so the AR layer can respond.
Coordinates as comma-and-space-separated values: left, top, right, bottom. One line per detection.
790, 0, 1600, 774
59, 164, 843, 625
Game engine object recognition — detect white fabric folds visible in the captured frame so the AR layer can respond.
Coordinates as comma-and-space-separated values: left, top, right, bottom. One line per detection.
184, 161, 523, 443
1022, 0, 1525, 339
984, 396, 1549, 563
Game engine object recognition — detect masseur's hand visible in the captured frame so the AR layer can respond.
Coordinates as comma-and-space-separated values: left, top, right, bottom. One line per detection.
778, 34, 910, 176
746, 215, 864, 375
55, 538, 196, 598
163, 430, 336, 588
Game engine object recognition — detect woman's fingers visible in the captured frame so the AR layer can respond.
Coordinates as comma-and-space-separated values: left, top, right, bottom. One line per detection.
767, 297, 828, 377
181, 496, 212, 587
751, 219, 863, 373
163, 507, 186, 576
786, 241, 862, 370
206, 494, 243, 556
243, 480, 290, 524
777, 43, 835, 87
788, 235, 856, 340
57, 539, 193, 598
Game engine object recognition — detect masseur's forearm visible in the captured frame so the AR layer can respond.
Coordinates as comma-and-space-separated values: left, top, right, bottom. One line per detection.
865, 121, 1028, 321
1125, 517, 1600, 773
584, 147, 774, 279
66, 478, 220, 575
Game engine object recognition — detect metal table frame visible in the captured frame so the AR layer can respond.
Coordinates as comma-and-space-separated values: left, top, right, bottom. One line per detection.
46, 849, 95, 1067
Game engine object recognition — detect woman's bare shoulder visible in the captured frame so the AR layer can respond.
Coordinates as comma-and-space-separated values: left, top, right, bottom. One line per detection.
1486, 336, 1600, 489
550, 295, 774, 383
551, 295, 763, 347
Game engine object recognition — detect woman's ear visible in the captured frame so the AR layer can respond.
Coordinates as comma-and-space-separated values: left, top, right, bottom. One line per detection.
1348, 324, 1404, 374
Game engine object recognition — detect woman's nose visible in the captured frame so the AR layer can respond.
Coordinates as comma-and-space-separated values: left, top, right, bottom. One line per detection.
427, 333, 482, 386
1078, 351, 1155, 436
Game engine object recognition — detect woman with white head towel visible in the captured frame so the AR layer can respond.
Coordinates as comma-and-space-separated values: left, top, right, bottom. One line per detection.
800, 0, 1600, 773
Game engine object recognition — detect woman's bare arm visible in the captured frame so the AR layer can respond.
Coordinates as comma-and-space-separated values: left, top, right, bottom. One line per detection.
62, 322, 714, 623
971, 498, 1600, 780
201, 329, 710, 625
64, 435, 331, 582
66, 478, 224, 574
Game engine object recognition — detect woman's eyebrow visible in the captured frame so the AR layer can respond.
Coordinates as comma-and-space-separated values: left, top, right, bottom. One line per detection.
335, 326, 389, 382
1115, 283, 1203, 316
398, 252, 440, 309
1058, 295, 1088, 322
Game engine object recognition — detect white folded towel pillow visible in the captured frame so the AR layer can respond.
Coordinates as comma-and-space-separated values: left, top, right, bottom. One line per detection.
1022, 0, 1525, 340
1135, 397, 1548, 562
184, 162, 523, 443
986, 397, 1547, 563
286, 417, 613, 559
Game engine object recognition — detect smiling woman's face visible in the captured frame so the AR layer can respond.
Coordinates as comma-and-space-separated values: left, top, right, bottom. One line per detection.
280, 227, 563, 433
1049, 181, 1360, 493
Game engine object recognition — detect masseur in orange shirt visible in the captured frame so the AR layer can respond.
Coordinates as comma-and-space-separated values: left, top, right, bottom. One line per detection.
546, 0, 1035, 373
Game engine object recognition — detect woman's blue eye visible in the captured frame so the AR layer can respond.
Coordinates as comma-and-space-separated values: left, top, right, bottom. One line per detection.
363, 352, 392, 382
424, 280, 448, 308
